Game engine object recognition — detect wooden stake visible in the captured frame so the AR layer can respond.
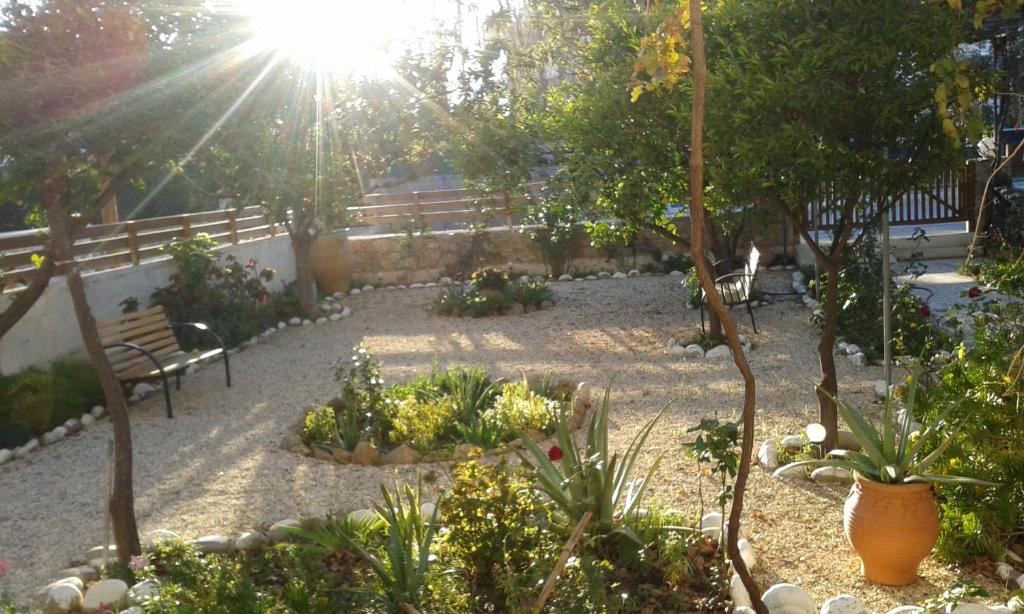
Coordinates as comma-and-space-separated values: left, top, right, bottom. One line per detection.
532, 510, 593, 614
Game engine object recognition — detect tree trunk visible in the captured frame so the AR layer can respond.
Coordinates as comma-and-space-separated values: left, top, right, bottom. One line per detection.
0, 254, 55, 340
42, 178, 140, 562
816, 259, 841, 451
687, 4, 765, 613
291, 229, 317, 319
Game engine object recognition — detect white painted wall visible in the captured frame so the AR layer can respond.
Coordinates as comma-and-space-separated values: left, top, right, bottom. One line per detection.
0, 235, 295, 375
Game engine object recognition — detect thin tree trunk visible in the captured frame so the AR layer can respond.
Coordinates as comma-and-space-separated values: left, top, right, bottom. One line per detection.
816, 259, 841, 451
687, 4, 765, 613
0, 254, 55, 339
42, 177, 140, 562
290, 229, 317, 319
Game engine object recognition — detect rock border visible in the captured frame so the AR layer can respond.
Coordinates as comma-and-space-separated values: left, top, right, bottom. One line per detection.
0, 300, 355, 470
666, 334, 754, 360
281, 379, 593, 466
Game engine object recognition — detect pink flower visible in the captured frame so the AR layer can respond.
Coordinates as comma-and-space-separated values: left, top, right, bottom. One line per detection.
129, 554, 148, 571
968, 286, 982, 299
548, 445, 563, 462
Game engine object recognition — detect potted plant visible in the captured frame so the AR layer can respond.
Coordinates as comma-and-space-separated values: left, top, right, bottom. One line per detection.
774, 377, 997, 586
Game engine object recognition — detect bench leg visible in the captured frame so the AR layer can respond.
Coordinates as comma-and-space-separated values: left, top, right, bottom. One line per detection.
700, 303, 707, 335
158, 371, 173, 419
746, 301, 758, 334
223, 351, 231, 388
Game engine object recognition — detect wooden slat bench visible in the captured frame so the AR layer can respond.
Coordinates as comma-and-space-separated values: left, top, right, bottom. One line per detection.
98, 305, 231, 418
699, 244, 762, 334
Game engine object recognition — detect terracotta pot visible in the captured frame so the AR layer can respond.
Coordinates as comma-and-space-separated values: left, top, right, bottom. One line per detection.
844, 473, 938, 586
310, 232, 352, 295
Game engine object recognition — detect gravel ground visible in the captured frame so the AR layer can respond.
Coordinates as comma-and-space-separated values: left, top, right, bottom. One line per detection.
0, 272, 1002, 609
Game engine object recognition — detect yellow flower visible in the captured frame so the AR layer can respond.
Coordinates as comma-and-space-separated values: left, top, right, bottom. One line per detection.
949, 458, 962, 469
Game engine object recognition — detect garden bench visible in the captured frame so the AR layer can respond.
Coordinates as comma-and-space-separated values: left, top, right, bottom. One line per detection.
699, 244, 761, 334
98, 305, 231, 418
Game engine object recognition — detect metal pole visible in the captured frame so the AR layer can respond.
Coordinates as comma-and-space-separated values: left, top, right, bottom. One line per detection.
881, 206, 893, 388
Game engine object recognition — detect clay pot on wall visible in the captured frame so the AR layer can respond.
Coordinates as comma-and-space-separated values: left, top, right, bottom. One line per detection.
311, 231, 352, 294
843, 473, 939, 586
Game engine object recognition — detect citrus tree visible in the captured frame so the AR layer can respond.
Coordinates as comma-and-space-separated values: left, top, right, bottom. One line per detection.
705, 0, 965, 450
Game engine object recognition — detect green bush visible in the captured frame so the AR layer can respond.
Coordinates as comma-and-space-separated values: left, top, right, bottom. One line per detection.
470, 266, 509, 291
440, 459, 554, 611
149, 233, 294, 349
483, 380, 560, 437
302, 406, 340, 449
387, 396, 461, 452
810, 233, 952, 360
921, 301, 1024, 562
0, 358, 104, 448
971, 250, 1024, 297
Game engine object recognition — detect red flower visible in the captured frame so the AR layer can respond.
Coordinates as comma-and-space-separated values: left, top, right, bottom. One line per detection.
968, 286, 982, 299
548, 445, 563, 462
919, 305, 931, 318
972, 265, 982, 278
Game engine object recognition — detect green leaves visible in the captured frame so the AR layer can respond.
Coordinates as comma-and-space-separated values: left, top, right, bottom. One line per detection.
775, 374, 1000, 488
518, 383, 666, 535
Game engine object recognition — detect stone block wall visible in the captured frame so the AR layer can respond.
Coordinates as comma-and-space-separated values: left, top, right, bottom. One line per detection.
341, 220, 792, 286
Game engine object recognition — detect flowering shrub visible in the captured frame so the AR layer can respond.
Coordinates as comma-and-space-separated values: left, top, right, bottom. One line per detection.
148, 233, 299, 348
809, 233, 953, 360
920, 301, 1024, 562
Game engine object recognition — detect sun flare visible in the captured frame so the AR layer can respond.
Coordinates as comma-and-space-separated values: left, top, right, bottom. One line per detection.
238, 0, 398, 76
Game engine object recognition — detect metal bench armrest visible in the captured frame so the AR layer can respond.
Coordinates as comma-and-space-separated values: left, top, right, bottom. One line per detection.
102, 342, 174, 418
170, 322, 231, 388
170, 322, 227, 352
713, 272, 754, 286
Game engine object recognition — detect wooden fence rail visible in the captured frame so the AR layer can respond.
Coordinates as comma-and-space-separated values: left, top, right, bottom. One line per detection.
0, 206, 277, 289
351, 182, 547, 230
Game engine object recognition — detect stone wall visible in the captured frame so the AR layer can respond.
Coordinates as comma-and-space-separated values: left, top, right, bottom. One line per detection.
342, 220, 792, 286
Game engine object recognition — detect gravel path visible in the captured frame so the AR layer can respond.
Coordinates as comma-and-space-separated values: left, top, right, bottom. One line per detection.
0, 272, 1000, 609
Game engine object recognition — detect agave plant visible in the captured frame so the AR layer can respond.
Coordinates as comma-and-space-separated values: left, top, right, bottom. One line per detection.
774, 375, 997, 486
286, 481, 439, 610
518, 383, 667, 537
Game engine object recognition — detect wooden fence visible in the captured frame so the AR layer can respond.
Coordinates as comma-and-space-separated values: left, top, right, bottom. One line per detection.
351, 182, 547, 230
806, 166, 977, 230
0, 206, 278, 289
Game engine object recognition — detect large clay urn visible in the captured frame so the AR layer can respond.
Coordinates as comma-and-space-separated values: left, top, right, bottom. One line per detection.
844, 473, 939, 586
310, 231, 352, 295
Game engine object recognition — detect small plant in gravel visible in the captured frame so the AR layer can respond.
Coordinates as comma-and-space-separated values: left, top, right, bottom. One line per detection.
686, 417, 742, 533
434, 266, 553, 317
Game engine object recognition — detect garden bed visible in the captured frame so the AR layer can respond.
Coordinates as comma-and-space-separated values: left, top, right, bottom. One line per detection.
279, 344, 592, 465
434, 267, 555, 317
